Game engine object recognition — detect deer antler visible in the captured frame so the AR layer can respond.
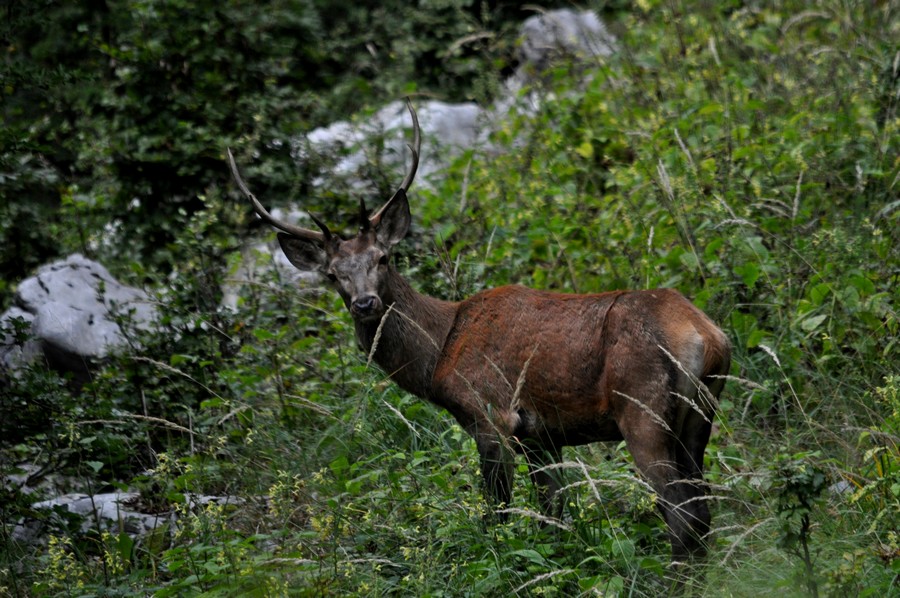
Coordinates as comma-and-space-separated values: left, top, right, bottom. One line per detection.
369, 97, 421, 228
229, 97, 419, 239
226, 148, 332, 242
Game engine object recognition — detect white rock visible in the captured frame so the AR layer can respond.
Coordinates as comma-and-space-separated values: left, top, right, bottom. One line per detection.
0, 254, 157, 375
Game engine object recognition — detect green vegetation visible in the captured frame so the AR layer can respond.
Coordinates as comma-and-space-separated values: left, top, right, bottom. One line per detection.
2, 0, 898, 595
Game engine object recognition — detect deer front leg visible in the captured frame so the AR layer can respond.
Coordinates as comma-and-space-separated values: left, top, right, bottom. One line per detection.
453, 407, 518, 523
432, 368, 517, 522
522, 442, 564, 520
473, 430, 514, 521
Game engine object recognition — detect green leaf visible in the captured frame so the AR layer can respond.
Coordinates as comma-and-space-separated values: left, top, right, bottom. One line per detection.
800, 313, 828, 332
679, 251, 700, 271
508, 549, 547, 566
575, 140, 594, 159
747, 328, 768, 348
699, 102, 724, 115
329, 455, 350, 475
116, 532, 135, 561
734, 262, 760, 288
253, 328, 275, 342
169, 353, 191, 366
809, 283, 830, 305
612, 538, 636, 560
849, 274, 875, 295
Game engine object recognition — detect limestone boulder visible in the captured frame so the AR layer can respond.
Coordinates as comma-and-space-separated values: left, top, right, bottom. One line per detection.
0, 254, 157, 377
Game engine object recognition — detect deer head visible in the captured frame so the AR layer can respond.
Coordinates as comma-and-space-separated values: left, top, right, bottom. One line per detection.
227, 99, 421, 323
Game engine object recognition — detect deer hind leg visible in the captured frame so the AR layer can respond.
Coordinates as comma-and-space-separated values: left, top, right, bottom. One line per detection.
617, 402, 709, 563
674, 409, 713, 557
668, 358, 726, 557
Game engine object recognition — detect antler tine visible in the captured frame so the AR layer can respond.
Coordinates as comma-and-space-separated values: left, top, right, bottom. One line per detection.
226, 148, 330, 242
396, 97, 421, 194
358, 197, 370, 232
370, 98, 420, 227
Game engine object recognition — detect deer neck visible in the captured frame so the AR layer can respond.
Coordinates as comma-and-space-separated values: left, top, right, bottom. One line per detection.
354, 267, 457, 399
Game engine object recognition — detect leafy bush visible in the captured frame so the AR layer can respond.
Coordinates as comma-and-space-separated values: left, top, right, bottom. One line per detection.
1, 1, 898, 596
0, 0, 520, 299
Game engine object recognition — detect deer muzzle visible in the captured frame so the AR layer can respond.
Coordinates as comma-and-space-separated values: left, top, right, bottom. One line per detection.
351, 295, 382, 320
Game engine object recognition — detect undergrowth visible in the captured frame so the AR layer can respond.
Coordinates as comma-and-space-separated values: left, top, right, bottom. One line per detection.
1, 1, 898, 596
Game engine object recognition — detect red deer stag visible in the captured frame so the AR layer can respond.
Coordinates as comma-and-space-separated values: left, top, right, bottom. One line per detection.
227, 99, 731, 563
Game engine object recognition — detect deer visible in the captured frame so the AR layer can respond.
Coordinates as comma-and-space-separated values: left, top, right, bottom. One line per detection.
227, 99, 731, 564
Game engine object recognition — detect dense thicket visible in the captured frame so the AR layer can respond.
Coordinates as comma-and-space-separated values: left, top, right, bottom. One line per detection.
0, 0, 544, 302
1, 1, 898, 596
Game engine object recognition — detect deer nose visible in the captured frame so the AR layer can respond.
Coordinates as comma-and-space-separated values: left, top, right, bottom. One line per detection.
352, 295, 378, 315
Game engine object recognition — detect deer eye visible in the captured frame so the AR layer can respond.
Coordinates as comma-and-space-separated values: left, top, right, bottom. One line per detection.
325, 271, 337, 282
378, 254, 389, 267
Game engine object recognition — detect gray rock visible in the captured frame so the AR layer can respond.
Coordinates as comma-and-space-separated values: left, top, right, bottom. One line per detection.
492, 10, 619, 123
517, 9, 617, 75
291, 99, 484, 195
828, 479, 854, 497
11, 492, 166, 543
288, 9, 617, 196
12, 491, 244, 544
0, 254, 157, 376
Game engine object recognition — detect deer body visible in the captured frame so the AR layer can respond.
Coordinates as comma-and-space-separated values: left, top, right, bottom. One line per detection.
228, 100, 731, 563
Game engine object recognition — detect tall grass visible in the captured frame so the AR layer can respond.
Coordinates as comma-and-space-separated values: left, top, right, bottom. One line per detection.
1, 1, 897, 596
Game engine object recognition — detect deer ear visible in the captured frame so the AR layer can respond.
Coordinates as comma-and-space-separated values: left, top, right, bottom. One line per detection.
375, 189, 411, 247
277, 233, 327, 271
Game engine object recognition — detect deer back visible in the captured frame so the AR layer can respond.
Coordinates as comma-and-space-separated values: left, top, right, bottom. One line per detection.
431, 286, 729, 445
